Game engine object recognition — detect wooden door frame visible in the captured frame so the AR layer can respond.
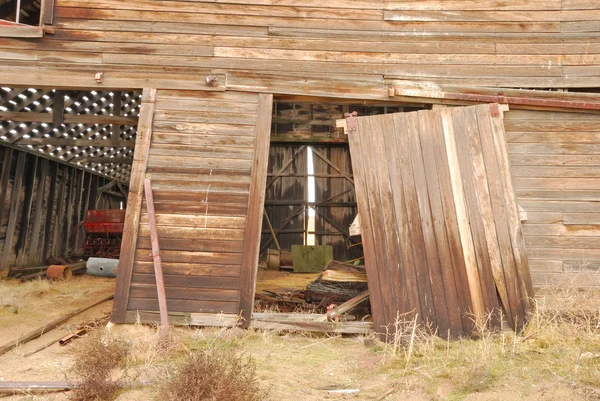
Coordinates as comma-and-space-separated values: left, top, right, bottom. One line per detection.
238, 93, 273, 327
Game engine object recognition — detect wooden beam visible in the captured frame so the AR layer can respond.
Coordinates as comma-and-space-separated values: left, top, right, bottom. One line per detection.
239, 93, 273, 328
309, 146, 354, 186
317, 290, 370, 322
75, 157, 133, 165
265, 145, 305, 190
0, 148, 14, 238
40, 162, 57, 263
52, 91, 64, 124
270, 136, 349, 144
1, 152, 26, 271
27, 158, 48, 265
43, 0, 56, 25
0, 294, 113, 356
0, 25, 42, 38
111, 88, 157, 323
15, 155, 38, 266
0, 112, 139, 125
51, 166, 67, 257
15, 139, 135, 148
392, 87, 600, 113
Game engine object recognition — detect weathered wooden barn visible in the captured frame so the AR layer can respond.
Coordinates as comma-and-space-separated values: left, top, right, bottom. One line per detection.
1, 0, 600, 334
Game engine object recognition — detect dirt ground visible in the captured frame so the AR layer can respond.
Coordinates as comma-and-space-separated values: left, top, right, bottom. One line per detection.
0, 276, 599, 401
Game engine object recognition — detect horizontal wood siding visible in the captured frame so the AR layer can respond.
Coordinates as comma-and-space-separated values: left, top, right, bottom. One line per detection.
125, 90, 264, 318
1, 1, 600, 94
506, 110, 600, 288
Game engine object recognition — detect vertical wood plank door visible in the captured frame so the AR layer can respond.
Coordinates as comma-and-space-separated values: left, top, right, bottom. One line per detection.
112, 90, 273, 326
347, 103, 534, 338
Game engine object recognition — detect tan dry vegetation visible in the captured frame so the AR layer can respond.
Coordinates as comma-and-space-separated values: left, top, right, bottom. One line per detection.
2, 279, 600, 401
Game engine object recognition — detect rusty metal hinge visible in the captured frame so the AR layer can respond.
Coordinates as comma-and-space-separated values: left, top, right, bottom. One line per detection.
490, 103, 500, 117
344, 111, 358, 132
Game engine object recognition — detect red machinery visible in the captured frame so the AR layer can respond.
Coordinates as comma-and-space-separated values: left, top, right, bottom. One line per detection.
82, 209, 126, 258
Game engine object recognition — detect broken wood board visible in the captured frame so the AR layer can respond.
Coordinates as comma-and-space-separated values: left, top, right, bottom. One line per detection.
346, 103, 534, 338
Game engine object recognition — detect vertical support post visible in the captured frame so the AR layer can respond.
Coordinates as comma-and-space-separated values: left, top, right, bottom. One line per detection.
16, 155, 38, 266
0, 148, 14, 231
238, 93, 273, 327
52, 91, 65, 124
28, 158, 48, 265
143, 178, 168, 329
41, 162, 57, 264
112, 88, 157, 323
1, 152, 26, 271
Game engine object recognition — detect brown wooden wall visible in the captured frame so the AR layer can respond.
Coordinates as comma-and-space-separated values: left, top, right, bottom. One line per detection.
505, 110, 600, 288
0, 145, 124, 272
2, 1, 600, 95
119, 90, 272, 323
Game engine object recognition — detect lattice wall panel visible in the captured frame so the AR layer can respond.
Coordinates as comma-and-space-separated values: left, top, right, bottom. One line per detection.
0, 87, 140, 181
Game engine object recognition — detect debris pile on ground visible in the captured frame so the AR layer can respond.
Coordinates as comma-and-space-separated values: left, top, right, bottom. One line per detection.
255, 259, 371, 321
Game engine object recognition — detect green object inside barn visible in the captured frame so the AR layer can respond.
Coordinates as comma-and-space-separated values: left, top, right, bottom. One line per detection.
291, 245, 333, 273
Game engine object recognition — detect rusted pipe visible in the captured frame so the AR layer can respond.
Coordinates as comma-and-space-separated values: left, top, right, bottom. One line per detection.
143, 178, 169, 329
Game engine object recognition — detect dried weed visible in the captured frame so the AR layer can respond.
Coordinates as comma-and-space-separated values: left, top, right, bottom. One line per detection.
156, 348, 268, 401
69, 330, 130, 401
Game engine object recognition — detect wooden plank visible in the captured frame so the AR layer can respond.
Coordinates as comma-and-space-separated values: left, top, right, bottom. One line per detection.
392, 112, 436, 326
51, 167, 68, 257
406, 111, 452, 334
112, 88, 157, 323
43, 0, 56, 24
139, 213, 246, 229
368, 116, 410, 319
0, 294, 113, 356
0, 148, 13, 249
239, 93, 272, 327
526, 236, 600, 249
16, 139, 135, 148
489, 106, 535, 314
133, 261, 241, 277
27, 158, 48, 265
523, 224, 600, 236
440, 108, 486, 325
40, 163, 57, 263
473, 105, 523, 325
0, 112, 138, 125
137, 225, 245, 241
134, 249, 242, 265
419, 110, 466, 334
131, 273, 240, 289
564, 213, 600, 225
352, 116, 395, 334
129, 285, 239, 302
127, 298, 238, 314
0, 152, 25, 270
15, 156, 38, 266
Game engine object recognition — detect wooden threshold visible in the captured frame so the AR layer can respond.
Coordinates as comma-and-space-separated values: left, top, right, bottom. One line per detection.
124, 310, 373, 335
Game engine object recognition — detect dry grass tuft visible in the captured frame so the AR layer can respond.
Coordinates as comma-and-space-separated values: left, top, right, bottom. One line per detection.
0, 278, 54, 314
370, 281, 600, 398
69, 330, 130, 401
156, 348, 268, 401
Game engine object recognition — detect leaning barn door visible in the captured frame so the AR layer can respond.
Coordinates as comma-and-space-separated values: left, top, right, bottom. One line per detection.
347, 104, 534, 338
112, 90, 272, 327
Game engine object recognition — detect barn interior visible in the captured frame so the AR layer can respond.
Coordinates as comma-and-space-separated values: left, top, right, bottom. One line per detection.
0, 87, 139, 277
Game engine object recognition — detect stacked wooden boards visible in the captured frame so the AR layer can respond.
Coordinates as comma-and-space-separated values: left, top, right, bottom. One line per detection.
348, 104, 534, 337
2, 1, 600, 95
505, 110, 600, 288
112, 90, 273, 326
